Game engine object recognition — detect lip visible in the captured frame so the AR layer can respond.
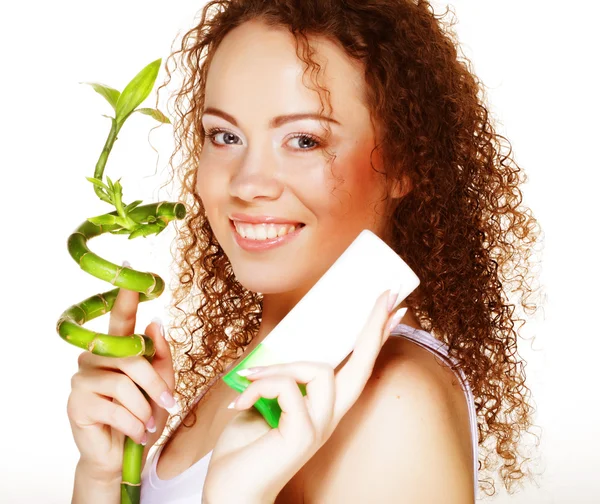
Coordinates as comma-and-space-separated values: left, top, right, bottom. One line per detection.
230, 219, 305, 251
229, 213, 304, 225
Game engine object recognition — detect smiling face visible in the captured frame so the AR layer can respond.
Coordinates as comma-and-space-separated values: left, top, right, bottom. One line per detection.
196, 19, 397, 316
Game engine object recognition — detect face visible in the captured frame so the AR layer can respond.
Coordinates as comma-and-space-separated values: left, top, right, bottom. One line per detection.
196, 19, 396, 315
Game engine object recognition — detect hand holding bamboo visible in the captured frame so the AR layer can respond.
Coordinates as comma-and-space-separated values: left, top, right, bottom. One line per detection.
58, 59, 185, 504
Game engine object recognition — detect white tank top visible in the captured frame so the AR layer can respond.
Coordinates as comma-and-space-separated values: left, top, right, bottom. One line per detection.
140, 324, 480, 502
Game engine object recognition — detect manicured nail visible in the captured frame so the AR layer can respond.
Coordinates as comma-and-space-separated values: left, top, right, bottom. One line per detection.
146, 416, 156, 433
140, 432, 147, 446
387, 290, 399, 312
387, 307, 408, 332
151, 317, 165, 338
122, 260, 131, 267
236, 367, 265, 377
160, 391, 180, 415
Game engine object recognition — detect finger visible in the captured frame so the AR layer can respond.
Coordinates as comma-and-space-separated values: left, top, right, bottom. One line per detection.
108, 261, 139, 336
238, 362, 335, 435
146, 318, 175, 390
76, 368, 154, 428
385, 306, 408, 340
77, 352, 174, 413
69, 390, 147, 444
332, 290, 396, 419
233, 376, 314, 444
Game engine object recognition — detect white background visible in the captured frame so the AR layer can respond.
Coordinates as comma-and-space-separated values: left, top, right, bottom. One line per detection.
1, 1, 598, 502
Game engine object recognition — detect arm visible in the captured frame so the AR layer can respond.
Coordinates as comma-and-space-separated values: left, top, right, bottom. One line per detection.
72, 438, 160, 504
72, 459, 120, 504
303, 345, 475, 503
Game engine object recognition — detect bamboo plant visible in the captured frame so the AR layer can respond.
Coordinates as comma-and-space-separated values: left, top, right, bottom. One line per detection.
55, 58, 186, 504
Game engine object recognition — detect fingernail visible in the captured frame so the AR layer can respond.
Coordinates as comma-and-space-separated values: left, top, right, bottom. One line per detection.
227, 399, 237, 409
122, 260, 131, 267
236, 366, 265, 377
151, 317, 165, 338
160, 391, 180, 415
140, 432, 148, 446
387, 290, 399, 312
146, 416, 156, 433
387, 307, 408, 332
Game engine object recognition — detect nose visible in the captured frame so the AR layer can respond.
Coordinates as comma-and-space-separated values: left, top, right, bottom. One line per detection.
229, 151, 284, 202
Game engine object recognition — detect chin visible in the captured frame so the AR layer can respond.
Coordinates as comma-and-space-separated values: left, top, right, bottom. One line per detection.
231, 267, 304, 295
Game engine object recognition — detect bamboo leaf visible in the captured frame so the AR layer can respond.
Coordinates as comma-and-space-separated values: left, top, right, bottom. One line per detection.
135, 107, 171, 124
128, 226, 145, 239
85, 176, 109, 191
87, 214, 118, 226
114, 216, 132, 228
96, 191, 114, 205
113, 179, 123, 195
115, 59, 161, 124
128, 224, 161, 239
124, 199, 143, 212
112, 180, 125, 213
80, 82, 121, 111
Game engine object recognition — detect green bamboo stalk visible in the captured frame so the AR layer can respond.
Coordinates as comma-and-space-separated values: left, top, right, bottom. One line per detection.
57, 58, 185, 504
57, 203, 186, 356
92, 118, 120, 205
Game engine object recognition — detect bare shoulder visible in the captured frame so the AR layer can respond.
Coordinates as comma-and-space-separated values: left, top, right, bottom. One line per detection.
301, 335, 475, 503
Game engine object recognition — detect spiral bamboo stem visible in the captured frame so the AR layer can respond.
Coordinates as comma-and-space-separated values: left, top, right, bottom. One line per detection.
56, 58, 185, 504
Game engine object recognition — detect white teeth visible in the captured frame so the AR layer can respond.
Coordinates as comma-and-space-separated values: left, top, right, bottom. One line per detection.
276, 225, 289, 237
266, 225, 278, 239
254, 225, 267, 240
233, 221, 300, 240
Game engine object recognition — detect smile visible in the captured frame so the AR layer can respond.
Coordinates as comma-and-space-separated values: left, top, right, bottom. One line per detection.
230, 220, 305, 251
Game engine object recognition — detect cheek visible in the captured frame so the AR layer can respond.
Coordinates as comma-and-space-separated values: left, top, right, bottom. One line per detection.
325, 144, 383, 213
195, 162, 227, 219
348, 143, 382, 188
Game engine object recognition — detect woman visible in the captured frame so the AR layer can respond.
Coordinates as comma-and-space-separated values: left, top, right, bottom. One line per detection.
68, 1, 542, 502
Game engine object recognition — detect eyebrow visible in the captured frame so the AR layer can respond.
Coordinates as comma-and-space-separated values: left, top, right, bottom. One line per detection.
202, 107, 341, 128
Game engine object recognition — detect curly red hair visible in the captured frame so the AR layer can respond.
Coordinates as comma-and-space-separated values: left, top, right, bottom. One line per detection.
155, 0, 543, 496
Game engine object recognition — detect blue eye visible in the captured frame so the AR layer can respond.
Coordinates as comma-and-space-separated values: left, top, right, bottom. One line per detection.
203, 128, 322, 151
204, 127, 241, 146
288, 133, 321, 150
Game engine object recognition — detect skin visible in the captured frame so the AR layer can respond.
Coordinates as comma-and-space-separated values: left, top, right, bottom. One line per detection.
68, 18, 472, 503
69, 293, 174, 504
196, 20, 407, 341
190, 20, 472, 501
